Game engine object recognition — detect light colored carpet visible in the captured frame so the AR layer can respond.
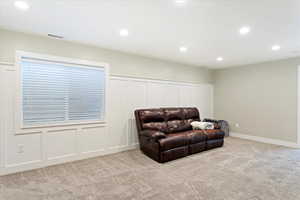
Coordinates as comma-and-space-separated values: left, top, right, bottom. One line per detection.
0, 137, 300, 200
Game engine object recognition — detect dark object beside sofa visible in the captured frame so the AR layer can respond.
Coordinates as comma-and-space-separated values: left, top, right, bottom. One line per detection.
134, 107, 225, 163
203, 119, 230, 137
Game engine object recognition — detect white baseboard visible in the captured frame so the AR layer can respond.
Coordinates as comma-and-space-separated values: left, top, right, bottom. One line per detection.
230, 132, 300, 148
0, 144, 139, 176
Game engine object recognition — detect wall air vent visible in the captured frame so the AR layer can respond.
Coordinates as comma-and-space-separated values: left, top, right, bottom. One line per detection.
47, 33, 64, 39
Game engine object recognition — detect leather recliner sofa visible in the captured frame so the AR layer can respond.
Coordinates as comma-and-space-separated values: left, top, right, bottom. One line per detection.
134, 107, 225, 163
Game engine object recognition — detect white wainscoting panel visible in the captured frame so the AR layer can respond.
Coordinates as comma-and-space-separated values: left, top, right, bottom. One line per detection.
107, 78, 147, 150
147, 82, 180, 107
3, 67, 43, 168
107, 79, 130, 149
179, 84, 213, 118
0, 67, 214, 175
46, 129, 77, 161
124, 80, 147, 146
6, 133, 42, 167
79, 126, 107, 154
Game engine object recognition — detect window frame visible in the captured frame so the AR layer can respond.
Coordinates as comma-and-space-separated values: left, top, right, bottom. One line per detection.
15, 51, 109, 130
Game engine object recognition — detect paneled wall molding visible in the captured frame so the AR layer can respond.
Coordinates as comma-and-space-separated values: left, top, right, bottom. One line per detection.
15, 123, 107, 136
110, 75, 212, 87
0, 62, 210, 86
110, 76, 214, 118
0, 66, 214, 175
0, 144, 138, 176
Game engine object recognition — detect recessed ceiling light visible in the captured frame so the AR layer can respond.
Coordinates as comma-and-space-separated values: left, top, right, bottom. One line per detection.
179, 46, 188, 52
119, 29, 129, 37
239, 26, 251, 35
216, 57, 224, 62
175, 0, 186, 4
14, 1, 30, 11
272, 45, 281, 51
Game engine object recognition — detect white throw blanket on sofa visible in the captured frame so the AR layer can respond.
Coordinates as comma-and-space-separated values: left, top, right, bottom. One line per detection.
191, 121, 214, 130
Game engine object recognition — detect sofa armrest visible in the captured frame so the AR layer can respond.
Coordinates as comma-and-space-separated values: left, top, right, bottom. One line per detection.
140, 130, 166, 142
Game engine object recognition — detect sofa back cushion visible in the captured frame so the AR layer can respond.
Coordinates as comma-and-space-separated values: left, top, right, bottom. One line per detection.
136, 109, 168, 132
135, 107, 200, 134
164, 108, 186, 133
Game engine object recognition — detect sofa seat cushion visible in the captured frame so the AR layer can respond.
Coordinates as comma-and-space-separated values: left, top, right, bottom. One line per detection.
160, 146, 189, 163
159, 133, 188, 151
182, 130, 207, 144
201, 129, 225, 140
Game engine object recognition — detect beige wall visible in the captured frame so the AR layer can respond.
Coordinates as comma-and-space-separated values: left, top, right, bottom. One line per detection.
0, 28, 212, 84
214, 58, 300, 143
2, 28, 300, 143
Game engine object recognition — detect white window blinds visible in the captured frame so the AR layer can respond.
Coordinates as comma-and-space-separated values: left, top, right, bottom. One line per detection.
21, 59, 105, 126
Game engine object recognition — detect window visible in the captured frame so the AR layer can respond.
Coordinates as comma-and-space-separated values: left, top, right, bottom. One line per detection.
17, 52, 108, 128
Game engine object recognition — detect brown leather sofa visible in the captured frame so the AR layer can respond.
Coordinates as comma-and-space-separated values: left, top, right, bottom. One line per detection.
134, 107, 225, 163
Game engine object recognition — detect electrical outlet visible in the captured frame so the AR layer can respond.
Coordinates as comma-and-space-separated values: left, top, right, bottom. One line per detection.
235, 123, 240, 128
17, 144, 24, 154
